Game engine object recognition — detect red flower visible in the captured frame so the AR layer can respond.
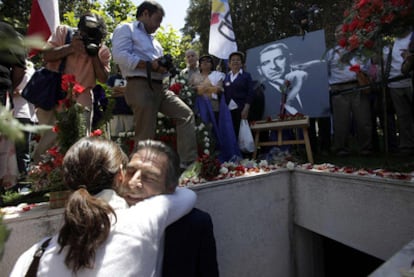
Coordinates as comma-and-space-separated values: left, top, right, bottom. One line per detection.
52, 125, 59, 133
381, 13, 395, 24
356, 0, 370, 9
47, 146, 59, 156
338, 38, 347, 48
169, 83, 183, 95
364, 39, 375, 49
349, 64, 361, 73
90, 129, 103, 137
61, 74, 76, 91
348, 34, 360, 50
72, 83, 85, 95
61, 74, 85, 95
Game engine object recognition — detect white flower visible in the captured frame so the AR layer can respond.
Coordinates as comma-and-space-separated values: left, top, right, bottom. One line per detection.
205, 142, 210, 148
204, 149, 210, 155
157, 120, 163, 125
286, 161, 295, 170
258, 160, 269, 168
204, 137, 210, 142
219, 167, 229, 174
203, 131, 208, 136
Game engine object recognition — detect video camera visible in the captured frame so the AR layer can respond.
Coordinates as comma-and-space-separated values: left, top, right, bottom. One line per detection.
158, 54, 178, 78
77, 15, 104, 56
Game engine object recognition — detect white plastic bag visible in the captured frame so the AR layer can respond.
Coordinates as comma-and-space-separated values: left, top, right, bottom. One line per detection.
238, 119, 255, 153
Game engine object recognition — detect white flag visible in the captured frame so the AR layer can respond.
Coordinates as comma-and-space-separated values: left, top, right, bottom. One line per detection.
208, 0, 237, 59
27, 0, 60, 57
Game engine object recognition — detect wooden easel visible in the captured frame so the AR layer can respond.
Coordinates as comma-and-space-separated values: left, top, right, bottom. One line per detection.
250, 116, 314, 163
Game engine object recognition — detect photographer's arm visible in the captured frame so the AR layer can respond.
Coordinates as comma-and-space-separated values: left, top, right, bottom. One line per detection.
91, 55, 109, 83
42, 32, 84, 62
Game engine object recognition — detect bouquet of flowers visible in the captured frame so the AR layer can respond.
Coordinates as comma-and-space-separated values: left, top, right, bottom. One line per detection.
340, 0, 413, 57
169, 75, 197, 109
156, 76, 216, 156
28, 74, 86, 192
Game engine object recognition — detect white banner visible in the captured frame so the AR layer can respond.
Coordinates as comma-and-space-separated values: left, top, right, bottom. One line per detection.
208, 0, 237, 60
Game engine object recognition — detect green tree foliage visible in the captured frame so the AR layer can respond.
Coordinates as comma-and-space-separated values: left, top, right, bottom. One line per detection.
183, 0, 354, 55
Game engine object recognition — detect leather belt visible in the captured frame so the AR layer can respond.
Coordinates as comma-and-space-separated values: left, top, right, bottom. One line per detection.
126, 76, 163, 84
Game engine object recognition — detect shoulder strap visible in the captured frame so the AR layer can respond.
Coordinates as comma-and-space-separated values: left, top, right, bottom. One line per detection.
25, 237, 52, 277
58, 27, 73, 73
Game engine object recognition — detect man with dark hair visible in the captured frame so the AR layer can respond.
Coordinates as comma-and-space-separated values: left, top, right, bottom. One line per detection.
112, 1, 198, 170
32, 12, 111, 163
257, 43, 308, 115
117, 139, 219, 277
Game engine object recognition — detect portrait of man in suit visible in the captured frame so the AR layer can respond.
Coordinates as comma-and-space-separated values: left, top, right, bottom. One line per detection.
247, 29, 330, 118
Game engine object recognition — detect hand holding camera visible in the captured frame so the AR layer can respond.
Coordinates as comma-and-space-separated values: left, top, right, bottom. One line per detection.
157, 54, 178, 77
76, 15, 105, 56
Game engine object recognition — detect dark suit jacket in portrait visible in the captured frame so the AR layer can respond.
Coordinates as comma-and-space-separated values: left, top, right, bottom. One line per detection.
162, 208, 219, 277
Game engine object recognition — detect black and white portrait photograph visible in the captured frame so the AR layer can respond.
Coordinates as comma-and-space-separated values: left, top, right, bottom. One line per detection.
246, 29, 330, 118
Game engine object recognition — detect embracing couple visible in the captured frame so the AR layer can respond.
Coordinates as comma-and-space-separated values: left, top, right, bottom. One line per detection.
10, 138, 218, 277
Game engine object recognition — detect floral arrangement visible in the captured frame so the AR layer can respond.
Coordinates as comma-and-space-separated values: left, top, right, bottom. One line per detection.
28, 146, 65, 192
197, 154, 221, 181
54, 74, 86, 153
340, 0, 413, 57
179, 157, 414, 187
154, 76, 216, 156
27, 75, 108, 192
114, 131, 135, 156
169, 75, 197, 108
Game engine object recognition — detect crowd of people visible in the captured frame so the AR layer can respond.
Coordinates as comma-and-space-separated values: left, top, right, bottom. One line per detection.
0, 0, 413, 275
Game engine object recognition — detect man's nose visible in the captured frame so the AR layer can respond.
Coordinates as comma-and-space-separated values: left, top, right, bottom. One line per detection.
129, 171, 143, 189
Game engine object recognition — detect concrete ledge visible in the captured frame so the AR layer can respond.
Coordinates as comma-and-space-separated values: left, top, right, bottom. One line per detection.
2, 169, 414, 276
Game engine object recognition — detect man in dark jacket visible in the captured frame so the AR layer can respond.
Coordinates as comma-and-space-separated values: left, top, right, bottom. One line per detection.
162, 208, 219, 277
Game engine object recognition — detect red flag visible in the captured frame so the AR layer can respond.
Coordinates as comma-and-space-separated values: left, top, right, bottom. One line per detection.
27, 0, 60, 57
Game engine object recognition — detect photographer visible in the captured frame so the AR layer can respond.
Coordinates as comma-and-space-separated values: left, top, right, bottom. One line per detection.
32, 12, 111, 163
112, 0, 197, 170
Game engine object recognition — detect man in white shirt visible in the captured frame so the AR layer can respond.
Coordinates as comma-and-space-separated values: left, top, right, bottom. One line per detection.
112, 1, 198, 169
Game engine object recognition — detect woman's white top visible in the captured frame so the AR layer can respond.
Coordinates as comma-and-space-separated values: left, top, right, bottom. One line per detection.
10, 188, 196, 277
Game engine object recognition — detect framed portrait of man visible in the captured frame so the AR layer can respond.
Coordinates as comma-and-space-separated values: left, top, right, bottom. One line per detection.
246, 29, 330, 118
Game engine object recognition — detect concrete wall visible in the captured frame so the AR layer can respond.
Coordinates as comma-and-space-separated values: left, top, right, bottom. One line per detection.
293, 169, 414, 260
3, 169, 414, 276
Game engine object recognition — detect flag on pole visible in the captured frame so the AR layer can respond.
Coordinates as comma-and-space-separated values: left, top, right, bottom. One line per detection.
208, 0, 237, 60
27, 0, 60, 57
